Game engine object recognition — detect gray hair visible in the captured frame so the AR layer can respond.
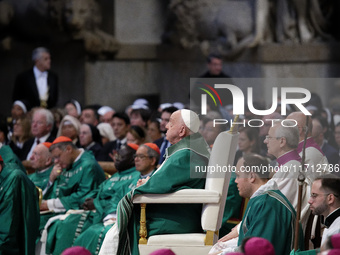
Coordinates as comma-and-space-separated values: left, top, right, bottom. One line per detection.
32, 47, 49, 62
34, 108, 54, 127
139, 144, 159, 164
274, 121, 299, 149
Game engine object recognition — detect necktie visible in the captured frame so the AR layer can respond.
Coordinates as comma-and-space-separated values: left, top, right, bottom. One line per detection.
116, 140, 121, 150
37, 139, 40, 145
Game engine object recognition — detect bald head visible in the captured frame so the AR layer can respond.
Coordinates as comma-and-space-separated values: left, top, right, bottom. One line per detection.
287, 112, 313, 140
30, 143, 53, 171
165, 110, 199, 144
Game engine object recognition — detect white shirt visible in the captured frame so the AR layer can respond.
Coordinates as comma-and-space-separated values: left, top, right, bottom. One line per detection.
33, 66, 48, 101
321, 207, 340, 246
26, 132, 51, 160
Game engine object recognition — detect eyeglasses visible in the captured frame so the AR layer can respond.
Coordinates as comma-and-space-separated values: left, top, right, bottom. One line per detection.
53, 149, 66, 161
310, 193, 330, 199
133, 154, 151, 160
265, 136, 282, 140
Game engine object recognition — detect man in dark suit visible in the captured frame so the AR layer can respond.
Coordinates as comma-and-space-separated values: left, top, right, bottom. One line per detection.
13, 47, 59, 109
97, 112, 130, 161
193, 53, 233, 119
200, 53, 231, 78
153, 106, 178, 165
21, 108, 55, 160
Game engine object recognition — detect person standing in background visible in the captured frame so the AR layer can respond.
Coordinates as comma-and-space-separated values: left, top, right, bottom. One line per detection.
13, 47, 59, 109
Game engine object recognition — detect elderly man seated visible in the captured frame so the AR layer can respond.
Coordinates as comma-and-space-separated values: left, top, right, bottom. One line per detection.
44, 143, 159, 254
264, 120, 312, 228
99, 109, 210, 255
29, 142, 54, 190
38, 136, 106, 240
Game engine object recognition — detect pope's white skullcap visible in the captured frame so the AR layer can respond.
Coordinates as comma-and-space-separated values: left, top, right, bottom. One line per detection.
180, 109, 199, 133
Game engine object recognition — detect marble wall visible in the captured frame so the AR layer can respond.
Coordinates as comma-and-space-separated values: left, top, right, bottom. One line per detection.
1, 0, 340, 117
84, 43, 340, 112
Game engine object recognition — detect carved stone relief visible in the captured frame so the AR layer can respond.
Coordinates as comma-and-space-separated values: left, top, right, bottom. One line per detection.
164, 0, 336, 58
0, 0, 119, 56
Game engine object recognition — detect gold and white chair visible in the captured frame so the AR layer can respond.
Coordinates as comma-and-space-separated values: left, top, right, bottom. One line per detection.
133, 128, 239, 255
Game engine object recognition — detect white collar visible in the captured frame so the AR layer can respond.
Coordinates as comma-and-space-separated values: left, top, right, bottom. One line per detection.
36, 133, 51, 143
74, 148, 85, 163
251, 181, 278, 199
85, 142, 96, 150
117, 137, 127, 144
33, 66, 47, 78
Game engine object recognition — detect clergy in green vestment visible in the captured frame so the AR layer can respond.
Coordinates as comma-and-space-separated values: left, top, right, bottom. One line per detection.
0, 155, 40, 255
0, 143, 26, 173
44, 142, 157, 255
209, 153, 304, 255
28, 142, 54, 190
73, 143, 160, 254
98, 109, 210, 255
39, 136, 105, 236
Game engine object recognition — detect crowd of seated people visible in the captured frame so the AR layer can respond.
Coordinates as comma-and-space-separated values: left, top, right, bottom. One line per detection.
1, 88, 340, 255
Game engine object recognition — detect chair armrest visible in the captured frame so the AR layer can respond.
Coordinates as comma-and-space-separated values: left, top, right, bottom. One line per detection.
133, 189, 221, 204
97, 161, 117, 175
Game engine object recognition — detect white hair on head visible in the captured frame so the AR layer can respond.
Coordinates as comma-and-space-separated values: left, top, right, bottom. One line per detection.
274, 120, 299, 149
32, 47, 49, 62
180, 109, 199, 133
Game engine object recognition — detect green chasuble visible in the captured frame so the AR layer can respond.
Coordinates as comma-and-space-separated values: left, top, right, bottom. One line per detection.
290, 249, 318, 255
219, 173, 243, 237
117, 133, 210, 255
0, 145, 26, 173
238, 182, 304, 255
28, 166, 53, 190
40, 151, 105, 234
0, 163, 40, 255
46, 167, 140, 255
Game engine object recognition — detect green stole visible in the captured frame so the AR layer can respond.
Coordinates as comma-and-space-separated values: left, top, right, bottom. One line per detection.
28, 165, 53, 190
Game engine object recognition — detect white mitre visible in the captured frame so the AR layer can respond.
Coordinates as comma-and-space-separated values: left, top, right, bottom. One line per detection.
180, 109, 200, 133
